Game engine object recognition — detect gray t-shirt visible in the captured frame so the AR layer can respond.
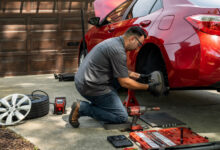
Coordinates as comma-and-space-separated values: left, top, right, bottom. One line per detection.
75, 36, 128, 96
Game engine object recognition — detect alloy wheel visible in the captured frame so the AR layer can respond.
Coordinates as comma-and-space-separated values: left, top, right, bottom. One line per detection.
0, 94, 31, 126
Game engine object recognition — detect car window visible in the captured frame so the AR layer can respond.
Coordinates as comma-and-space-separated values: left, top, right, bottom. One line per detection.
150, 0, 163, 14
188, 0, 220, 8
132, 0, 157, 18
105, 0, 133, 24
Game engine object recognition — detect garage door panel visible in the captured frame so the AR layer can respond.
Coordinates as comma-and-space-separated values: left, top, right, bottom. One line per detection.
0, 41, 26, 52
0, 56, 27, 75
31, 32, 57, 40
62, 40, 80, 50
29, 54, 57, 73
62, 55, 78, 72
62, 18, 83, 30
0, 32, 26, 40
0, 25, 26, 31
62, 23, 82, 30
32, 40, 57, 50
31, 17, 57, 24
1, 1, 24, 13
61, 48, 78, 55
30, 1, 57, 13
31, 24, 57, 31
62, 30, 82, 40
32, 2, 56, 10
0, 18, 25, 25
62, 2, 83, 10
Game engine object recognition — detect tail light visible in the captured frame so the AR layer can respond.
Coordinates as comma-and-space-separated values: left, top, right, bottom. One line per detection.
186, 14, 220, 36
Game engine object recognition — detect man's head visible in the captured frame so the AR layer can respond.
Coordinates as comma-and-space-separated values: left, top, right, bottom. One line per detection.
123, 26, 147, 51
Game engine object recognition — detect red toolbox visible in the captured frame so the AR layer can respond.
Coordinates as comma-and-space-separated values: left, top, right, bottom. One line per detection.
129, 127, 210, 150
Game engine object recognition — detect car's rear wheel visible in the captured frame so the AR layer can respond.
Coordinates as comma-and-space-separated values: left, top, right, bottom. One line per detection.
136, 45, 169, 91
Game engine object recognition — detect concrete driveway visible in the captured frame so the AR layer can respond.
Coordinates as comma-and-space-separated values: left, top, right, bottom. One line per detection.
0, 74, 220, 150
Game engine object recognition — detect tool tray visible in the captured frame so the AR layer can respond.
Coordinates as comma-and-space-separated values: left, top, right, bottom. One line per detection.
129, 127, 215, 150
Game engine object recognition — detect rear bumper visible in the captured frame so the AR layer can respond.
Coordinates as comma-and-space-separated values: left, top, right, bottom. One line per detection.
199, 32, 220, 85
165, 32, 220, 88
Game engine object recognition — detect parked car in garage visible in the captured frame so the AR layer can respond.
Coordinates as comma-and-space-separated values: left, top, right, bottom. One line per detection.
78, 0, 220, 92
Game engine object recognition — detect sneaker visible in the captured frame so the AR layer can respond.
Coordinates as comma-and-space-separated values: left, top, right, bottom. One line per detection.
148, 71, 165, 96
69, 101, 80, 128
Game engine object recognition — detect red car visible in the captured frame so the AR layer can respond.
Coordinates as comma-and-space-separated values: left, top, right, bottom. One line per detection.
78, 0, 220, 92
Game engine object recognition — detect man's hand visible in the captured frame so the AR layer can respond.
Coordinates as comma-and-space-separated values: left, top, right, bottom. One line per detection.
137, 74, 151, 83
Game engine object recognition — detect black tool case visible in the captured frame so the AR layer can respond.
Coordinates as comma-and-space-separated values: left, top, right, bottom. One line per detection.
107, 135, 133, 148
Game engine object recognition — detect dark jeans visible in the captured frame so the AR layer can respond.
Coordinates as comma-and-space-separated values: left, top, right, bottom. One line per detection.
78, 90, 128, 124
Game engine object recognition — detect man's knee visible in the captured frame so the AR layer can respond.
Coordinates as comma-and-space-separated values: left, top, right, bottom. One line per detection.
116, 112, 128, 123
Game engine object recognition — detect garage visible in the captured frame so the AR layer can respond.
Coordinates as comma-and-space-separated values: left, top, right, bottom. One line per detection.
0, 0, 94, 77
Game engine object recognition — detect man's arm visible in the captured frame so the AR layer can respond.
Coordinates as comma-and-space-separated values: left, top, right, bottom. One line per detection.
128, 70, 140, 80
118, 77, 148, 90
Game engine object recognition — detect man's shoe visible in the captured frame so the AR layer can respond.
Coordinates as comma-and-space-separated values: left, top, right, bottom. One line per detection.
69, 101, 80, 128
148, 71, 165, 96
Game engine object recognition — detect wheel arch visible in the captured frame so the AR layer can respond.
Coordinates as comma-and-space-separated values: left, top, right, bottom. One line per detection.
135, 43, 170, 87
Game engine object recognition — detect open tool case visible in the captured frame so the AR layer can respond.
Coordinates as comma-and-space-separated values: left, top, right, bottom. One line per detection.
129, 127, 220, 150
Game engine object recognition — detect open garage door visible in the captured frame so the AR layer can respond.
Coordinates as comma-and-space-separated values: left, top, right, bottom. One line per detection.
0, 0, 94, 76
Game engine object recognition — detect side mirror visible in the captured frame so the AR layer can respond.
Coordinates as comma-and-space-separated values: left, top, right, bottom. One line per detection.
88, 17, 100, 26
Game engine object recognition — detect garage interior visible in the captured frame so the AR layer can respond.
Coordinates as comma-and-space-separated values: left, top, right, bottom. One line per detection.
0, 0, 94, 77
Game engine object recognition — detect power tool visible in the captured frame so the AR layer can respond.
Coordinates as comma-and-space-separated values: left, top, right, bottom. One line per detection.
127, 105, 160, 131
54, 97, 66, 115
123, 89, 160, 131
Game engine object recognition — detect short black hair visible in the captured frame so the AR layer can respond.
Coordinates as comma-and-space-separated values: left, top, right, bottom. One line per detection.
124, 26, 147, 38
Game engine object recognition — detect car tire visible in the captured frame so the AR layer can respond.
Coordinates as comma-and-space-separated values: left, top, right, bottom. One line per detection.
78, 49, 87, 67
25, 91, 49, 120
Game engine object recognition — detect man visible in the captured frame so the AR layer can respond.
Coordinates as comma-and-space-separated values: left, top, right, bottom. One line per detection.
69, 26, 164, 128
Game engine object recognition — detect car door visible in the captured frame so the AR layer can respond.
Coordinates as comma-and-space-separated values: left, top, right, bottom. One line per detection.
86, 24, 113, 51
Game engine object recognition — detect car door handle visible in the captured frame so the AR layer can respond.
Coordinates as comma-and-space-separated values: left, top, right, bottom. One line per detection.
108, 27, 115, 32
140, 20, 151, 27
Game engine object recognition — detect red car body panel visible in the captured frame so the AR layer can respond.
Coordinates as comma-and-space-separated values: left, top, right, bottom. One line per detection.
81, 0, 220, 90
199, 32, 220, 82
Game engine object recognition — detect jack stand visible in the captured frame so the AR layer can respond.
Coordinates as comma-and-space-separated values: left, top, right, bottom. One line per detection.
123, 90, 139, 107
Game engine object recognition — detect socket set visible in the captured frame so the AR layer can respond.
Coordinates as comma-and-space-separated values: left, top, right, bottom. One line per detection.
129, 127, 209, 150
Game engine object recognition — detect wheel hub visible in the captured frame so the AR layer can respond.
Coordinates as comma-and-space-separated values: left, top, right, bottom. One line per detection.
0, 94, 32, 126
